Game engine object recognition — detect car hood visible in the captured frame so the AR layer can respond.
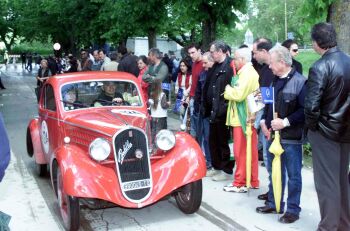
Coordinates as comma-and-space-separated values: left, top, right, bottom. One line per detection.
63, 108, 148, 137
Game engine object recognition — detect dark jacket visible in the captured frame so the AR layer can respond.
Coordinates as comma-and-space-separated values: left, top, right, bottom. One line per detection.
37, 68, 52, 87
194, 70, 207, 115
292, 58, 303, 75
263, 68, 306, 142
95, 92, 124, 106
202, 57, 233, 123
305, 47, 350, 142
118, 54, 139, 77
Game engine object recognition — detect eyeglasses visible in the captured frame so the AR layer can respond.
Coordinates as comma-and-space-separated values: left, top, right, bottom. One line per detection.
292, 49, 298, 53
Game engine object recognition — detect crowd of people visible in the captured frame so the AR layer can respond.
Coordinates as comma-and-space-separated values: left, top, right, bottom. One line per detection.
28, 22, 350, 230
137, 22, 348, 231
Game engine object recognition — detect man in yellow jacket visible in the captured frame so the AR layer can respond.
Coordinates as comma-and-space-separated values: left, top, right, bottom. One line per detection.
223, 47, 260, 193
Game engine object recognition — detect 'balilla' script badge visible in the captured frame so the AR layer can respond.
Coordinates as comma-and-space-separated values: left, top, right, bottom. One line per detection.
118, 140, 133, 164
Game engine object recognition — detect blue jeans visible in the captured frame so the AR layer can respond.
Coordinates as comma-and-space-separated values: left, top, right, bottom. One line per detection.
255, 109, 268, 169
266, 142, 302, 215
259, 130, 268, 169
189, 98, 197, 137
197, 115, 211, 168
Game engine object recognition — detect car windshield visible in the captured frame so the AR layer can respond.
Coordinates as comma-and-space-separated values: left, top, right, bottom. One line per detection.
61, 80, 142, 111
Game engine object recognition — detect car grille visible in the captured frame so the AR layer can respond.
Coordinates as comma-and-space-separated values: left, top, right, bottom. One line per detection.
114, 127, 152, 203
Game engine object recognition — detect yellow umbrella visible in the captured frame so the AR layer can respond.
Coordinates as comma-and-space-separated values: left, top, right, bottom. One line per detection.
268, 130, 284, 213
246, 121, 252, 189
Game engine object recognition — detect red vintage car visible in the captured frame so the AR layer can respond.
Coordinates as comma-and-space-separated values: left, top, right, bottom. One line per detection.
26, 72, 206, 231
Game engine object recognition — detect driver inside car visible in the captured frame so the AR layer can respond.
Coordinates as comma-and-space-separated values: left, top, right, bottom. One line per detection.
94, 81, 124, 106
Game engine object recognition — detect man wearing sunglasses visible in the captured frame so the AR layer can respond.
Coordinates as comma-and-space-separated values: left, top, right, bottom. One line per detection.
282, 39, 303, 75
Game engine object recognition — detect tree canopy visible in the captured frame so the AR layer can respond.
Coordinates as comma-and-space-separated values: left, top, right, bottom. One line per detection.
1, 0, 348, 54
0, 0, 247, 53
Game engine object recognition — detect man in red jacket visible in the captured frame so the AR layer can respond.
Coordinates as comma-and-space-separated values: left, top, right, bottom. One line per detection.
187, 43, 203, 139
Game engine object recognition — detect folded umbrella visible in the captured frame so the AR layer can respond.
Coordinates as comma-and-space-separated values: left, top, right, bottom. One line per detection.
268, 130, 284, 213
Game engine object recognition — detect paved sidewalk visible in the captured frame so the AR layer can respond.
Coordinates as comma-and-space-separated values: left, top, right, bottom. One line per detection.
0, 152, 60, 230
167, 112, 320, 230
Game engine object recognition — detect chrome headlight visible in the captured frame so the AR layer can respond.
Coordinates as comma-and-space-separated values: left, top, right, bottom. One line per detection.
155, 129, 176, 151
89, 138, 111, 161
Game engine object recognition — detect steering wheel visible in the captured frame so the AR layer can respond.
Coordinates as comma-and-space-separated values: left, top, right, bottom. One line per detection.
112, 100, 130, 106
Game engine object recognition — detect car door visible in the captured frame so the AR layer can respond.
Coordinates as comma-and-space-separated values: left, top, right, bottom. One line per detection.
38, 84, 61, 160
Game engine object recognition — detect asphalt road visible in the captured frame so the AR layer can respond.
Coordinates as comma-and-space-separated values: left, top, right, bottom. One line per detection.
0, 63, 320, 231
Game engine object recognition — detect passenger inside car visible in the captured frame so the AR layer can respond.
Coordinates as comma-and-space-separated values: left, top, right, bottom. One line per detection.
62, 88, 84, 110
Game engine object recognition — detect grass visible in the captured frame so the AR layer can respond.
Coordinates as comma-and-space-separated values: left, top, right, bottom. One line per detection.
294, 50, 320, 77
295, 51, 319, 168
303, 143, 313, 168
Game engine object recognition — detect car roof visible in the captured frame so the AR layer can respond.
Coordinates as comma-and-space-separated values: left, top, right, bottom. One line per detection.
47, 71, 139, 86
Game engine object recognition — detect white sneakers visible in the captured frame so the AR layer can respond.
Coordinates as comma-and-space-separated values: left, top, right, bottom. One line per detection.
223, 184, 248, 193
206, 168, 220, 177
206, 169, 232, 181
212, 171, 231, 181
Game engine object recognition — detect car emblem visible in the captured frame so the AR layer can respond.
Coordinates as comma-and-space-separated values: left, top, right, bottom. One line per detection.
135, 149, 143, 159
129, 131, 133, 137
118, 140, 133, 164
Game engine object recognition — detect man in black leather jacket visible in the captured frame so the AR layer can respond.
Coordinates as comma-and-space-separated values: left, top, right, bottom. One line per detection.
202, 40, 234, 181
305, 22, 350, 231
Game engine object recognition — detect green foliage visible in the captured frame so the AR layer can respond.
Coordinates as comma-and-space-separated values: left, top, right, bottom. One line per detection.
244, 0, 312, 44
294, 50, 320, 76
3, 0, 247, 52
303, 143, 312, 156
0, 0, 23, 51
11, 41, 52, 55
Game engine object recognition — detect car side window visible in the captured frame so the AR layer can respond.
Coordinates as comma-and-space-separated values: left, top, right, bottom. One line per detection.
44, 84, 56, 111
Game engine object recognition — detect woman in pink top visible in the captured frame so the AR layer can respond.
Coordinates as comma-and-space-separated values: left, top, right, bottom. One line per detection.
137, 55, 149, 101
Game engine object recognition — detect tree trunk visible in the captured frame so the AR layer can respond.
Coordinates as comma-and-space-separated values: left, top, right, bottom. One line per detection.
148, 28, 157, 50
202, 18, 216, 51
190, 28, 196, 43
328, 0, 350, 54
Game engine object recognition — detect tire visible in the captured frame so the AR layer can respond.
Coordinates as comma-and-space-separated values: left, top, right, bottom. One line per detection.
26, 128, 33, 157
57, 167, 80, 231
175, 179, 202, 214
35, 163, 47, 177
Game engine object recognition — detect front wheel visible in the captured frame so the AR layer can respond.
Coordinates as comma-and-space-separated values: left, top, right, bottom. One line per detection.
174, 179, 202, 214
57, 167, 80, 231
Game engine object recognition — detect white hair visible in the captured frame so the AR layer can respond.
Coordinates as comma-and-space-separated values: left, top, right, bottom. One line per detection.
235, 47, 252, 62
202, 52, 214, 62
269, 45, 293, 66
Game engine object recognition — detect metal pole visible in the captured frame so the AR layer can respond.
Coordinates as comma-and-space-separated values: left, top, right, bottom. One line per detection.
285, 0, 287, 40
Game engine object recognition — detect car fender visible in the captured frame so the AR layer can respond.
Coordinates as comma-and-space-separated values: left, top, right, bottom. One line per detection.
149, 132, 207, 201
54, 144, 122, 201
27, 118, 46, 164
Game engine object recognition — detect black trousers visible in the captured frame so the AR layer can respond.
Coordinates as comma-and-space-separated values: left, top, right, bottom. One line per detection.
151, 117, 167, 145
0, 77, 5, 89
308, 130, 350, 231
209, 120, 234, 174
